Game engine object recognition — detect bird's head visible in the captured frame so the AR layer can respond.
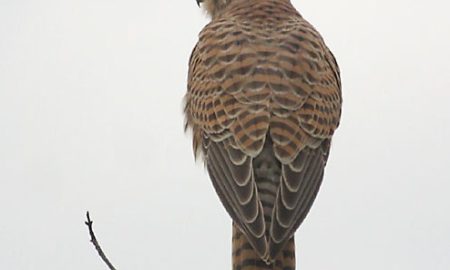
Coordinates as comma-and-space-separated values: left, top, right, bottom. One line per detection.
196, 0, 231, 18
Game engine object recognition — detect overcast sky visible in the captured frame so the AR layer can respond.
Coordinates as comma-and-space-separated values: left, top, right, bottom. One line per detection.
1, 1, 449, 269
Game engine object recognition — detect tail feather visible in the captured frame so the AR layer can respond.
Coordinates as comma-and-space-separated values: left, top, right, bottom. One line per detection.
232, 223, 295, 270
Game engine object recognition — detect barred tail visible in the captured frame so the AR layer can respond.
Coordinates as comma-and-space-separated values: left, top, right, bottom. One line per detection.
232, 223, 296, 270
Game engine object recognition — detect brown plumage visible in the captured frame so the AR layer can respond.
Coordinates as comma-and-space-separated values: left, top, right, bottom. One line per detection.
184, 0, 342, 269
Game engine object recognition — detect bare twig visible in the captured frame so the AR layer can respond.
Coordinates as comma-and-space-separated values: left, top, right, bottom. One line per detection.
85, 211, 117, 270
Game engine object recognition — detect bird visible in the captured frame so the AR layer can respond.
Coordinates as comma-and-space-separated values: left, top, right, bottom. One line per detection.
184, 0, 342, 269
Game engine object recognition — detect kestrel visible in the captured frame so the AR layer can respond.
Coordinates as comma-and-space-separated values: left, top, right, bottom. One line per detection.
184, 0, 342, 269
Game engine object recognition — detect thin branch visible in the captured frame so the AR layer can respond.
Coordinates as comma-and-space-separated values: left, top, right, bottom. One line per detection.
85, 211, 117, 270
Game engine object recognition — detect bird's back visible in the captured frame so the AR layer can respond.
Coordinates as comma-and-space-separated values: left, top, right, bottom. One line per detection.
185, 0, 342, 268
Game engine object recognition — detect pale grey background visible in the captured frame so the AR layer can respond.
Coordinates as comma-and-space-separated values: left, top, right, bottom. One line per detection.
0, 0, 449, 269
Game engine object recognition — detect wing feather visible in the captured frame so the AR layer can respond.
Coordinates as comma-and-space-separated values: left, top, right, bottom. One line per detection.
206, 140, 268, 257
269, 143, 328, 258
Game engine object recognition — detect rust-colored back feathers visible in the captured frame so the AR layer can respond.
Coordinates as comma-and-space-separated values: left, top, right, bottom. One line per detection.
185, 0, 342, 269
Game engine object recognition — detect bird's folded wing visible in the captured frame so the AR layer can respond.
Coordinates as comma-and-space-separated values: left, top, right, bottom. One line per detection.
206, 139, 268, 258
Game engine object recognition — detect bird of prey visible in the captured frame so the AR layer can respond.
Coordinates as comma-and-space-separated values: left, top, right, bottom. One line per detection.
184, 0, 342, 269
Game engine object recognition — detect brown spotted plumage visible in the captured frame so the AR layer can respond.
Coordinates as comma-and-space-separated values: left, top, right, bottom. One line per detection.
184, 0, 342, 269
